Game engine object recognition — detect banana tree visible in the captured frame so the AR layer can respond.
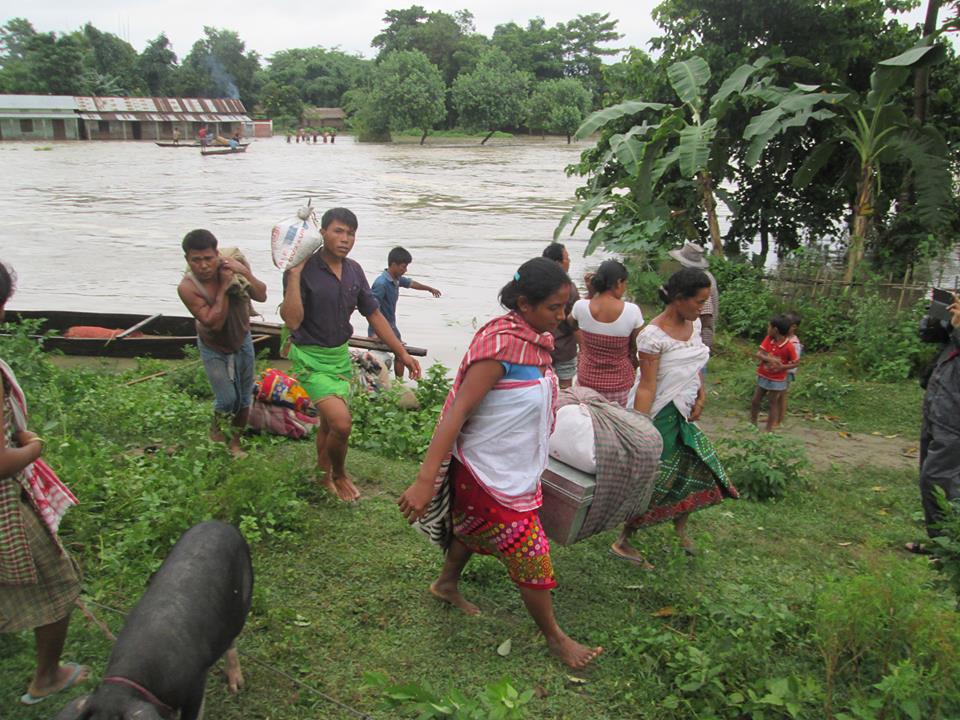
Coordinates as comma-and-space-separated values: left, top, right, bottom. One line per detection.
786, 45, 951, 282
558, 55, 843, 258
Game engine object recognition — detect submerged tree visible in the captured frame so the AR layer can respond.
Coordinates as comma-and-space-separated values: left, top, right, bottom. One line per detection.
526, 78, 591, 142
372, 50, 446, 144
451, 48, 530, 144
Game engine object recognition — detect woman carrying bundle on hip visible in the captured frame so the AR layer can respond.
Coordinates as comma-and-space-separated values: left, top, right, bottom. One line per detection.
569, 260, 644, 407
398, 257, 602, 669
612, 267, 738, 569
0, 262, 89, 706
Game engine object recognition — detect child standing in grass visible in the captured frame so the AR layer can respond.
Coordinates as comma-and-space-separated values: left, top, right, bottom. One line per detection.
750, 314, 798, 431
778, 312, 803, 426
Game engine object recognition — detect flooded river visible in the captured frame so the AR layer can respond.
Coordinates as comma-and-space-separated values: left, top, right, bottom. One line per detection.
0, 136, 594, 370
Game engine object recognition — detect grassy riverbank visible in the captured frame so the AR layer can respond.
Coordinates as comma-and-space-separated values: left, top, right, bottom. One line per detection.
2, 332, 957, 719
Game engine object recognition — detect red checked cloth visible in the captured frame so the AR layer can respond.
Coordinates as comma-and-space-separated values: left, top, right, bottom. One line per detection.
1, 360, 77, 585
414, 312, 556, 548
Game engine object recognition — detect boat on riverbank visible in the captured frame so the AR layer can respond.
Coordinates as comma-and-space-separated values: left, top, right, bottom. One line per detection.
2, 310, 427, 360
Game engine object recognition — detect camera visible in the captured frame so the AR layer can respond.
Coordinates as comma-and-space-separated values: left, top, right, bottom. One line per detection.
929, 287, 956, 324
920, 288, 955, 344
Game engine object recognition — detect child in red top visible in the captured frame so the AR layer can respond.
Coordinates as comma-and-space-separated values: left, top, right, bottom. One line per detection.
750, 314, 798, 431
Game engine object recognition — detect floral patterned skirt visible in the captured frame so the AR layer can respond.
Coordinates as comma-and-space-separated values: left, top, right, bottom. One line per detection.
450, 459, 556, 590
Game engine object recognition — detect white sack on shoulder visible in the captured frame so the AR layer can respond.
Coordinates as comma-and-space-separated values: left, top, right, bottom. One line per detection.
549, 403, 597, 474
271, 205, 322, 270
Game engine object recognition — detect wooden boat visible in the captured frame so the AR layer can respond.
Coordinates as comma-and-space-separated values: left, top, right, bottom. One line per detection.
1, 310, 427, 360
200, 145, 248, 156
156, 142, 251, 148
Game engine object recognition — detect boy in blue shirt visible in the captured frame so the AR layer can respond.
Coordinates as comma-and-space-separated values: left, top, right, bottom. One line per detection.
368, 246, 441, 378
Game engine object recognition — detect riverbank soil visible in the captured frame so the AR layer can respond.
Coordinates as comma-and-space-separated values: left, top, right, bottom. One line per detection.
2, 348, 953, 719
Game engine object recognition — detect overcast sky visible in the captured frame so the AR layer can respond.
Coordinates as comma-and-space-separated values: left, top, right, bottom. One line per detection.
0, 1, 940, 63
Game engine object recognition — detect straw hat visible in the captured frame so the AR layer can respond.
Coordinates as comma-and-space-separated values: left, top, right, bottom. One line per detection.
668, 241, 709, 269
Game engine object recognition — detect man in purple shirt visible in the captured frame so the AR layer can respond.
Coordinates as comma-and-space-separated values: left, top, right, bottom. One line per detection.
281, 208, 421, 501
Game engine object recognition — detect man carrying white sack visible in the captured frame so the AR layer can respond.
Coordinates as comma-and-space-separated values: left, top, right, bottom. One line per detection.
280, 207, 421, 502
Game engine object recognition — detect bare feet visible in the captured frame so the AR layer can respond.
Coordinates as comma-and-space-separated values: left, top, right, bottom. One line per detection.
26, 663, 90, 700
546, 633, 603, 668
678, 534, 696, 555
228, 437, 248, 459
609, 540, 655, 570
209, 428, 227, 443
320, 472, 361, 502
429, 580, 481, 615
223, 648, 244, 693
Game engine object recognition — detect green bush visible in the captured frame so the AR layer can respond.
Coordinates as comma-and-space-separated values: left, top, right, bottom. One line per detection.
815, 560, 960, 719
717, 426, 809, 501
349, 362, 450, 460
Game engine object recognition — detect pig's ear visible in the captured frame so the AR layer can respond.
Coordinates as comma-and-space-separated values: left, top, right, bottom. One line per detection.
52, 694, 91, 720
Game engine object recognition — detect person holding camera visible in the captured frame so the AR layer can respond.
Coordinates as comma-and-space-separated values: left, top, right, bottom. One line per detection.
908, 290, 960, 554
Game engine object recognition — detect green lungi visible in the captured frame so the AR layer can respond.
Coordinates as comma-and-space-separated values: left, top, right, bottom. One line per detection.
288, 342, 353, 402
627, 402, 737, 529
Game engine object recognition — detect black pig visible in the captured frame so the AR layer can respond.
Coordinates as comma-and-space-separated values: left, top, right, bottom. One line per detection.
55, 521, 253, 720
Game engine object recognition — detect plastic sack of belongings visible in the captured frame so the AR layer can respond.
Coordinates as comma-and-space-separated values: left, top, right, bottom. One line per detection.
271, 200, 322, 270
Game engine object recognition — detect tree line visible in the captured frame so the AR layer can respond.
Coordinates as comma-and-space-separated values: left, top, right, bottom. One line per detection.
558, 0, 960, 278
0, 9, 623, 142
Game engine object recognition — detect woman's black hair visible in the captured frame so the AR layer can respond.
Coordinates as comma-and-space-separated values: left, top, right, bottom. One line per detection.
500, 257, 570, 310
0, 262, 15, 306
784, 310, 802, 327
590, 259, 628, 294
657, 267, 711, 305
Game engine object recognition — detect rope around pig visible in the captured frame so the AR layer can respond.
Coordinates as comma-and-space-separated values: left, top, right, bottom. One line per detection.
76, 597, 374, 720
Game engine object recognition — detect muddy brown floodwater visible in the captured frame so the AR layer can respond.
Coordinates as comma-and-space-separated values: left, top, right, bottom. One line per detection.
0, 136, 597, 370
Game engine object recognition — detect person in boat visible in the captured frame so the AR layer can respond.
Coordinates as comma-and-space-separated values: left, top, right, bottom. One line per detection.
198, 125, 209, 147
228, 136, 240, 150
173, 127, 182, 145
0, 261, 91, 707
280, 208, 421, 502
568, 260, 644, 406
177, 230, 267, 458
612, 268, 738, 568
398, 257, 602, 669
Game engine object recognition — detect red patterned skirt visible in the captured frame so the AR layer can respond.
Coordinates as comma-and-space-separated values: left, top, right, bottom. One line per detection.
450, 458, 556, 590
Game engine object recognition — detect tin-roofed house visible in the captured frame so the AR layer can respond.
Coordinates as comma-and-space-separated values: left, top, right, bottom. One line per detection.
0, 95, 81, 141
76, 96, 252, 141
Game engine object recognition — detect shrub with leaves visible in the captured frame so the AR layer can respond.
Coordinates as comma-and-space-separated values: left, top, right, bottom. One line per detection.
363, 671, 534, 719
717, 426, 808, 501
349, 362, 451, 460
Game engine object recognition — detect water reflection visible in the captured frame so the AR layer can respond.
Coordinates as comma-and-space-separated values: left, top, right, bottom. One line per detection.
0, 135, 594, 370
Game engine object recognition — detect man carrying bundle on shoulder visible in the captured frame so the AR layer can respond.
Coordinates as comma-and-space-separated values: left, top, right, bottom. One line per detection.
178, 229, 267, 458
280, 207, 421, 502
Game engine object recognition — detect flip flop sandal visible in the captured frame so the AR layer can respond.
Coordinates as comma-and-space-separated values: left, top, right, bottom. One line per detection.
20, 662, 87, 705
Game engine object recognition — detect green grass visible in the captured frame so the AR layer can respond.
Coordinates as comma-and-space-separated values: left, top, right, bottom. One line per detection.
2, 330, 955, 718
706, 335, 923, 435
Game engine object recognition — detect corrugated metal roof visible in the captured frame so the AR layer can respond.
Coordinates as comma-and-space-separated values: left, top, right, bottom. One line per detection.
0, 112, 79, 119
78, 112, 251, 123
0, 95, 79, 111
75, 96, 246, 114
